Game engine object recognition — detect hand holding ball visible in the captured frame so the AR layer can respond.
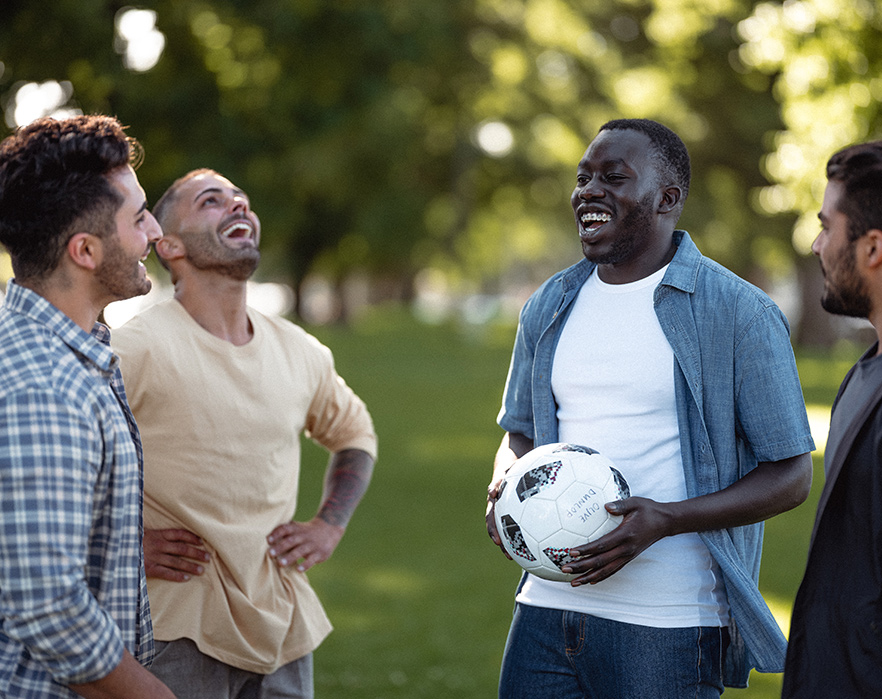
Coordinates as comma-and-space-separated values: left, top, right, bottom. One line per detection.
493, 443, 630, 582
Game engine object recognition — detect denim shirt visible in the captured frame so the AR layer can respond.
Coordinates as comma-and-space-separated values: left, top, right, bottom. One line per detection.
498, 231, 815, 687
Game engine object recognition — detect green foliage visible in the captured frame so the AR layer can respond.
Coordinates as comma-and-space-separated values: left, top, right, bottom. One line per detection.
737, 0, 882, 254
0, 0, 494, 291
2, 0, 878, 333
0, 0, 801, 298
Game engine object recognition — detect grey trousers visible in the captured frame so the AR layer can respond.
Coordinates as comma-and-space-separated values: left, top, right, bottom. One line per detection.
149, 638, 314, 699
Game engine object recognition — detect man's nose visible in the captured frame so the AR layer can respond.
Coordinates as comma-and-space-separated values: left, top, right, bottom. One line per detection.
579, 178, 604, 199
230, 196, 248, 214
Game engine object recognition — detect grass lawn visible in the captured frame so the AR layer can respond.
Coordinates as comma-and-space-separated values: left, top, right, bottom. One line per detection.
296, 308, 863, 698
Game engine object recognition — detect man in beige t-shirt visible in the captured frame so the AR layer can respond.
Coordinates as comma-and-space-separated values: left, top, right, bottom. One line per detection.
113, 169, 377, 698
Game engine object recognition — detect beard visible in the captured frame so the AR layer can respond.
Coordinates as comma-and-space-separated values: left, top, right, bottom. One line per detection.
582, 191, 658, 267
820, 244, 871, 318
821, 275, 871, 319
96, 235, 152, 301
184, 233, 261, 281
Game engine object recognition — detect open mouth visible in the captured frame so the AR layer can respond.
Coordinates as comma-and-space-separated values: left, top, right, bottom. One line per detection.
579, 211, 612, 237
219, 220, 255, 242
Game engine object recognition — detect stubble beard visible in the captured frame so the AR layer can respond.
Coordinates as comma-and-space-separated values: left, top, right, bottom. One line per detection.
821, 277, 871, 319
582, 192, 656, 267
96, 236, 152, 301
185, 231, 261, 281
820, 244, 871, 319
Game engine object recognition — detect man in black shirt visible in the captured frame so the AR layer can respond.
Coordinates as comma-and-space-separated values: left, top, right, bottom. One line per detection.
783, 140, 882, 698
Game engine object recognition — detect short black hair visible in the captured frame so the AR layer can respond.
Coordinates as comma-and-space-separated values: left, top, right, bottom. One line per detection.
826, 141, 882, 242
599, 118, 691, 203
0, 114, 142, 281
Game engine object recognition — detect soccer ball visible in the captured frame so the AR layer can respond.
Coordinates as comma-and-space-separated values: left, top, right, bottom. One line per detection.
494, 442, 630, 582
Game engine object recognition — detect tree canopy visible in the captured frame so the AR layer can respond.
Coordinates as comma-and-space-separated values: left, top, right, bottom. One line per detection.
1, 0, 880, 332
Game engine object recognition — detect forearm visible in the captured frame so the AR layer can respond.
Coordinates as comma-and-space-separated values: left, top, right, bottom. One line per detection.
487, 433, 534, 549
660, 452, 813, 536
492, 432, 534, 483
565, 451, 814, 584
69, 649, 175, 699
317, 448, 375, 528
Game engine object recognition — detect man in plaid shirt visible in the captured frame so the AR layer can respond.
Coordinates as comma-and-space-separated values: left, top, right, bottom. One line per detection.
0, 116, 173, 698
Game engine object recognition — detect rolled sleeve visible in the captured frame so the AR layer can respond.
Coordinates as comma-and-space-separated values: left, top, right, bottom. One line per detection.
734, 306, 815, 462
497, 298, 542, 440
0, 390, 125, 685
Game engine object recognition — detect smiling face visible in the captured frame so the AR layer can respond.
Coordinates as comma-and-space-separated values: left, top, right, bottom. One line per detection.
570, 129, 676, 283
812, 179, 871, 318
95, 165, 162, 302
167, 171, 261, 281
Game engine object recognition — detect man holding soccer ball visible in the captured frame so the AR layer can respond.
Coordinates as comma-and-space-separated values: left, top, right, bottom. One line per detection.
487, 119, 815, 697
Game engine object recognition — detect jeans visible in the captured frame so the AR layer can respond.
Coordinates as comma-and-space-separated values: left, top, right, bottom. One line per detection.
150, 639, 314, 699
498, 603, 727, 699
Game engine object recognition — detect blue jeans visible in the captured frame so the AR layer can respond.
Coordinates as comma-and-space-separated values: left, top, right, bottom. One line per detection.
499, 603, 727, 699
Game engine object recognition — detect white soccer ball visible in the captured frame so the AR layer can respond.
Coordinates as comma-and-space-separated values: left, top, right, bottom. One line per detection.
494, 442, 630, 582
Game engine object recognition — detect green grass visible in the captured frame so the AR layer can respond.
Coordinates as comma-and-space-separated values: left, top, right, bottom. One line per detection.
294, 307, 863, 698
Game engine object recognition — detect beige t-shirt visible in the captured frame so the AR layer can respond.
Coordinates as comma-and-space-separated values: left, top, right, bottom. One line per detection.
113, 299, 377, 674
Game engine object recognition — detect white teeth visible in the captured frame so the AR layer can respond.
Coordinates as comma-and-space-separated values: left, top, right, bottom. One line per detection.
581, 212, 611, 223
221, 222, 253, 238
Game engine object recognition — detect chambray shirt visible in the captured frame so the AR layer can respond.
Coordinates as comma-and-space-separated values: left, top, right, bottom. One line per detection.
498, 231, 815, 688
0, 281, 153, 697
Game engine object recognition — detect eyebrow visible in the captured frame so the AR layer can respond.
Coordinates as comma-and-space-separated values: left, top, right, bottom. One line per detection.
577, 157, 632, 170
193, 186, 247, 202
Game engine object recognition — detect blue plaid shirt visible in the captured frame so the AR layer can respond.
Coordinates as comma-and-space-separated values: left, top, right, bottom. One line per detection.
0, 280, 154, 697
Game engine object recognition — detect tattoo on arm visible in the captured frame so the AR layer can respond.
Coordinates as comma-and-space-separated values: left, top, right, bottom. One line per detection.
318, 449, 375, 528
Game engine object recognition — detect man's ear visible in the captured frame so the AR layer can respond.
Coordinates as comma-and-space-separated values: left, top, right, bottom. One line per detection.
155, 236, 184, 263
863, 229, 882, 270
658, 185, 683, 215
66, 232, 101, 271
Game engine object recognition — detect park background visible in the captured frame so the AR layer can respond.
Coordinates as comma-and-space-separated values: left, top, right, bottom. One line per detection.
1, 0, 880, 696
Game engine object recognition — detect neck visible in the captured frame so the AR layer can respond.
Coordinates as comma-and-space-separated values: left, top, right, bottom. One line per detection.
173, 273, 252, 345
595, 230, 677, 285
18, 275, 102, 333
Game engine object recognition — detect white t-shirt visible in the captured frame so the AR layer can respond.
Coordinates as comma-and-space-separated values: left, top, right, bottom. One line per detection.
518, 265, 729, 628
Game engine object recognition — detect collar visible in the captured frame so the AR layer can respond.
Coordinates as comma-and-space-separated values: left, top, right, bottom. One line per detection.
3, 279, 117, 373
558, 230, 700, 294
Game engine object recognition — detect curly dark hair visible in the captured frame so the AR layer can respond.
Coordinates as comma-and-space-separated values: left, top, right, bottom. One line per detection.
826, 141, 882, 243
0, 114, 142, 281
599, 118, 691, 207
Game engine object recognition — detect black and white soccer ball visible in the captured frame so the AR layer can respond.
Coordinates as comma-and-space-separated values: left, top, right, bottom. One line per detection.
494, 442, 630, 582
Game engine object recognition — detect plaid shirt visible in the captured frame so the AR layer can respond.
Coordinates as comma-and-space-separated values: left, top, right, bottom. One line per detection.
0, 281, 153, 697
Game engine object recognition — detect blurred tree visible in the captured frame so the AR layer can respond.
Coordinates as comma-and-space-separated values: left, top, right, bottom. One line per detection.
1, 0, 869, 335
0, 0, 496, 317
737, 0, 882, 346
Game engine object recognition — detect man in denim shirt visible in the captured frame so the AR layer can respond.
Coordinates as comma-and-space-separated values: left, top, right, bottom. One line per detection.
487, 119, 814, 697
0, 116, 173, 698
